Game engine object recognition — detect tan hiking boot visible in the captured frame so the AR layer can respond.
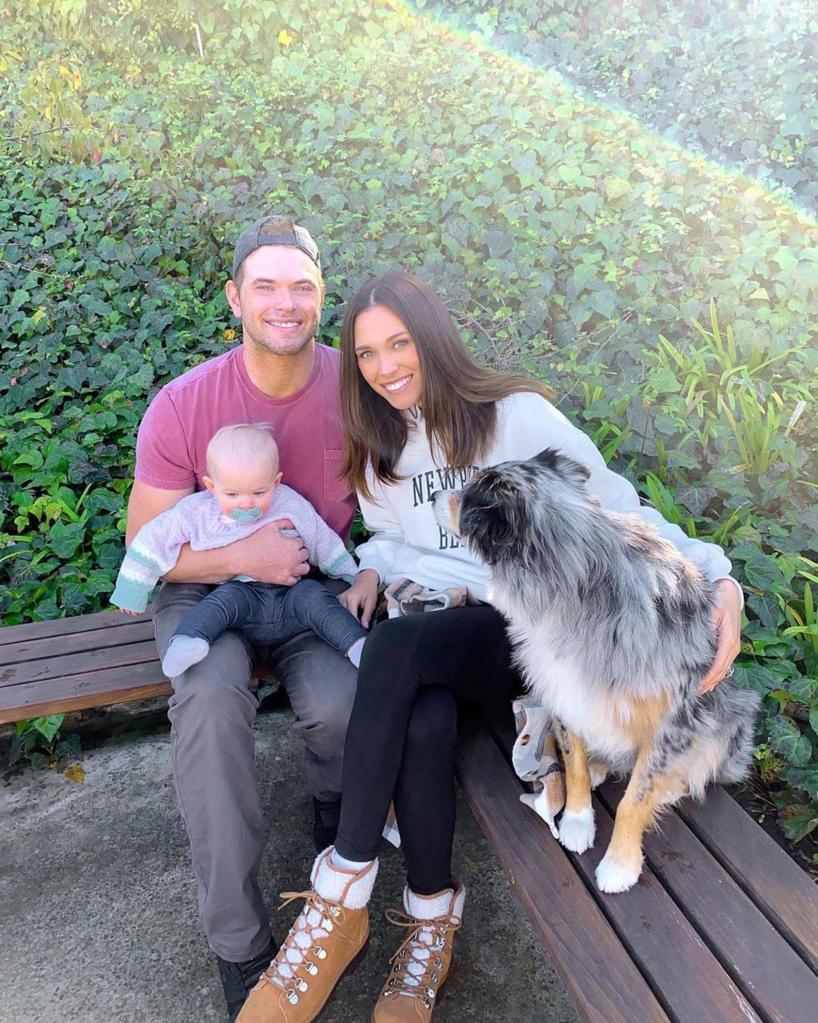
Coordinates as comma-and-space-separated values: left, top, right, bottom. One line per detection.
237, 849, 377, 1023
371, 884, 465, 1023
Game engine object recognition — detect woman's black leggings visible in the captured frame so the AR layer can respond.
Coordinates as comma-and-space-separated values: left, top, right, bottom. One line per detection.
335, 605, 520, 894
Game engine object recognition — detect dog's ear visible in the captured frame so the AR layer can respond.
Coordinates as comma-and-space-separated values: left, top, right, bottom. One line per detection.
461, 503, 518, 561
459, 479, 520, 562
532, 448, 590, 486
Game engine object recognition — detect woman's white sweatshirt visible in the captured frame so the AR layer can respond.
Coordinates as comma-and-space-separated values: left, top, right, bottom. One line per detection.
355, 391, 738, 604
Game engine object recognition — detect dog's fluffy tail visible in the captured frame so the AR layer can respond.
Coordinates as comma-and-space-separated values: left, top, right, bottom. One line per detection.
716, 687, 761, 785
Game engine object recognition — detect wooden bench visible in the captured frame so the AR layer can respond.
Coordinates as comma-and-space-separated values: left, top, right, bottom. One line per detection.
0, 608, 280, 725
3, 611, 818, 1023
457, 711, 818, 1023
0, 609, 171, 724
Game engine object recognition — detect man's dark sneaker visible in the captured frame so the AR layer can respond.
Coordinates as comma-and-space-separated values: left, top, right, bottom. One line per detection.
312, 794, 341, 851
216, 940, 275, 1022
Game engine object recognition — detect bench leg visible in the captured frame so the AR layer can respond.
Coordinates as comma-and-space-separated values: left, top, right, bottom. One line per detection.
554, 723, 596, 855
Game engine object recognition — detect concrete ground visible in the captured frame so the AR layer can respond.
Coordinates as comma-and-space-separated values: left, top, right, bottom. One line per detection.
1, 706, 580, 1023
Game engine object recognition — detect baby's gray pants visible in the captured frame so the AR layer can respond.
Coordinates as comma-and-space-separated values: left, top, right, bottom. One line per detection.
153, 579, 357, 962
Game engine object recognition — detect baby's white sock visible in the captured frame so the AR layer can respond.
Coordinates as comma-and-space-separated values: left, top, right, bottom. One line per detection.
161, 636, 210, 678
346, 636, 366, 668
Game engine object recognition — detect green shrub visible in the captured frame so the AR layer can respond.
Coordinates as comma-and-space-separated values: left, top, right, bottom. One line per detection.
416, 1, 818, 211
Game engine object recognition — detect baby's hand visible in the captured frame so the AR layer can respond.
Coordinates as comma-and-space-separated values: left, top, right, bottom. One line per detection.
113, 607, 142, 617
338, 569, 379, 629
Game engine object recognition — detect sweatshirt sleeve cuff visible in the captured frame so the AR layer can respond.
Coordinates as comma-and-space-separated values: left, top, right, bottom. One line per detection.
355, 554, 388, 585
714, 575, 744, 611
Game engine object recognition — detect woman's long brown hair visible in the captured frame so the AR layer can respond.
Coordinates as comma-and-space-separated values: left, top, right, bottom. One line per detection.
340, 269, 551, 501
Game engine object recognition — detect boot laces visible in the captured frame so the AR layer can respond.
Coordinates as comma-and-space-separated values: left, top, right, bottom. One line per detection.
260, 890, 343, 1005
382, 909, 461, 1005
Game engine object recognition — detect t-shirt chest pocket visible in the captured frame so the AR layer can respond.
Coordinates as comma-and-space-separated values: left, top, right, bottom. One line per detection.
323, 449, 352, 503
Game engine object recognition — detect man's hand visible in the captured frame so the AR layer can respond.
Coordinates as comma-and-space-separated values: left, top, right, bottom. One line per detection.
699, 579, 743, 694
225, 519, 310, 586
338, 569, 380, 628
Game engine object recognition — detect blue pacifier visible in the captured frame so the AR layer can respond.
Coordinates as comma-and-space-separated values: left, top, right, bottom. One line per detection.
229, 507, 263, 523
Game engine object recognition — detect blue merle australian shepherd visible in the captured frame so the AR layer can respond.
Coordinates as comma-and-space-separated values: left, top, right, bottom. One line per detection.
432, 449, 758, 894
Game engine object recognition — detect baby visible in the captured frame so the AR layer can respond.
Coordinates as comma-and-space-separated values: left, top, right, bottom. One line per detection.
112, 423, 367, 677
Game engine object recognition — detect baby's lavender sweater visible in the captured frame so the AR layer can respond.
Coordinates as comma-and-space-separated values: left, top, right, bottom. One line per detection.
111, 485, 357, 613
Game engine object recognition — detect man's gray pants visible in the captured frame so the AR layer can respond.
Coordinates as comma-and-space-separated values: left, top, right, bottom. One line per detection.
153, 579, 357, 962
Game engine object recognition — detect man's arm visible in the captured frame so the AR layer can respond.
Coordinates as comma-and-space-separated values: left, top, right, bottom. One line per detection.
125, 479, 310, 586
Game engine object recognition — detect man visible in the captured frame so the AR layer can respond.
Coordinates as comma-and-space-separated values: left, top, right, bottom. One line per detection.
126, 216, 358, 1020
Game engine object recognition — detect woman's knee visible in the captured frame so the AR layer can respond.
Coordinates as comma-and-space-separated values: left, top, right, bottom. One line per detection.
359, 617, 424, 677
404, 687, 458, 752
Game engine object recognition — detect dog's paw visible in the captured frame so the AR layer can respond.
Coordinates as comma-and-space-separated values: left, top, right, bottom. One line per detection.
558, 807, 595, 854
595, 851, 642, 893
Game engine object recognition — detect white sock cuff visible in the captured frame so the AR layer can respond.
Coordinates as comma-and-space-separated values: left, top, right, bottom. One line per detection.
347, 636, 366, 668
311, 847, 378, 909
404, 883, 465, 921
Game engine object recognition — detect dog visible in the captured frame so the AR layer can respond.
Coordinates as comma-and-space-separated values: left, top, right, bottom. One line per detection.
432, 448, 759, 893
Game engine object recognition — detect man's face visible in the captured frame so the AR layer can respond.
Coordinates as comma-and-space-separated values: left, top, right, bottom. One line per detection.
226, 246, 324, 357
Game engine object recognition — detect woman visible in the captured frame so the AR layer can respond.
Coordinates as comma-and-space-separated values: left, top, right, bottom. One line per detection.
237, 270, 742, 1023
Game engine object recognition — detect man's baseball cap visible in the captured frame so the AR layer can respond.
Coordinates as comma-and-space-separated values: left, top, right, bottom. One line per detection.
231, 217, 321, 278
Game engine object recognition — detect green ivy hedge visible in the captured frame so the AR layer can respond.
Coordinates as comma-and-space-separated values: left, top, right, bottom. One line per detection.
416, 0, 818, 211
1, 0, 816, 852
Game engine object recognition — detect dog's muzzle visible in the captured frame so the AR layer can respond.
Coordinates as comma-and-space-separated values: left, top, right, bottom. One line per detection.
431, 489, 462, 536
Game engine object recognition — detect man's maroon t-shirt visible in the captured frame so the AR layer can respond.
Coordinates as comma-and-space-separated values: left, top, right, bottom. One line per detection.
134, 343, 356, 541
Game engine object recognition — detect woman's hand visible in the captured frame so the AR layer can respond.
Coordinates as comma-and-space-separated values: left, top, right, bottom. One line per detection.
338, 569, 380, 628
699, 579, 743, 694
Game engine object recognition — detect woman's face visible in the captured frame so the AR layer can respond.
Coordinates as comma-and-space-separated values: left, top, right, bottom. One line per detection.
352, 305, 423, 409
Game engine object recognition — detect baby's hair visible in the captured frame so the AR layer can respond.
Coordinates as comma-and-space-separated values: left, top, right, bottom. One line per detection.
206, 423, 279, 478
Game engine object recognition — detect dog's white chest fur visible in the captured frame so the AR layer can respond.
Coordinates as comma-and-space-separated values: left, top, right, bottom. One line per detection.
505, 616, 636, 763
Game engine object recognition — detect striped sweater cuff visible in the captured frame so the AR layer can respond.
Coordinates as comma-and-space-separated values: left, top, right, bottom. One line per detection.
111, 576, 153, 614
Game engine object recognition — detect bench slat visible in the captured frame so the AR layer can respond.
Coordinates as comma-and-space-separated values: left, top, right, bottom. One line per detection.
484, 710, 761, 1022
0, 609, 153, 645
582, 795, 761, 1023
458, 725, 670, 1023
676, 788, 818, 974
598, 784, 818, 1022
0, 659, 171, 723
0, 620, 156, 668
1, 640, 160, 686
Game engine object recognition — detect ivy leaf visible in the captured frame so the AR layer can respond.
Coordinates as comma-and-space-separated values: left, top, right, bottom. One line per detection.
14, 450, 44, 469
772, 247, 798, 274
777, 804, 818, 844
50, 521, 86, 559
586, 287, 617, 318
32, 714, 65, 743
784, 765, 818, 801
573, 263, 598, 290
485, 230, 514, 257
788, 677, 818, 704
732, 662, 780, 696
769, 716, 812, 766
746, 591, 784, 630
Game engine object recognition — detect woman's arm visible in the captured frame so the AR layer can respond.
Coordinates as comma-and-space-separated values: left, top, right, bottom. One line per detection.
338, 471, 408, 628
353, 472, 406, 585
